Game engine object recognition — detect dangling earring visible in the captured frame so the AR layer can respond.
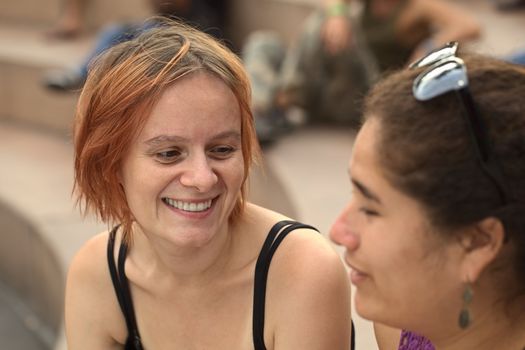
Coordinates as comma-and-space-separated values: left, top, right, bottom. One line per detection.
458, 281, 473, 329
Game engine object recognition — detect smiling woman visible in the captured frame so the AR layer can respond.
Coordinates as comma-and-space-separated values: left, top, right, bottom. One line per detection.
68, 19, 352, 350
330, 44, 525, 350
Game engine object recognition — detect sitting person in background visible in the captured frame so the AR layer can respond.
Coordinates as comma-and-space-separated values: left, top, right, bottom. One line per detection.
506, 48, 525, 66
44, 0, 230, 91
358, 0, 480, 74
244, 0, 481, 143
66, 19, 352, 349
330, 42, 525, 349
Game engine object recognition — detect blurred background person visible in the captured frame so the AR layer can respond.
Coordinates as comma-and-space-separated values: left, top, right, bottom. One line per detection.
43, 0, 231, 92
243, 0, 481, 144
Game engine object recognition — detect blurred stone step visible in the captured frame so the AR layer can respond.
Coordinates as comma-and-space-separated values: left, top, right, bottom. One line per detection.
0, 120, 106, 350
0, 24, 93, 133
0, 279, 49, 350
0, 0, 150, 33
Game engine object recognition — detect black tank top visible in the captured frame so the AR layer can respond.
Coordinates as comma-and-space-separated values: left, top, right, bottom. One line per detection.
107, 220, 356, 350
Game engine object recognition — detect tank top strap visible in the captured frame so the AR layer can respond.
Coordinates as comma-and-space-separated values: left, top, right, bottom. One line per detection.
107, 226, 126, 317
107, 226, 143, 349
252, 220, 319, 350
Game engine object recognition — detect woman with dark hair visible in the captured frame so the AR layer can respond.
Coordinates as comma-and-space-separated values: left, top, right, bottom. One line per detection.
66, 20, 352, 349
330, 43, 525, 349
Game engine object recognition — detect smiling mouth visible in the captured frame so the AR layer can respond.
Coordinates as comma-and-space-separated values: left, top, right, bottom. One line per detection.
162, 198, 214, 212
344, 255, 367, 276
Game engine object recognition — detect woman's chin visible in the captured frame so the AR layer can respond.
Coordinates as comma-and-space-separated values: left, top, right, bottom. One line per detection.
353, 292, 382, 322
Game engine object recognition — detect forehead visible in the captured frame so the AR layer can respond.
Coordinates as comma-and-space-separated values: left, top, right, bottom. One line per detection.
350, 119, 410, 204
350, 119, 381, 173
352, 119, 436, 216
140, 71, 241, 139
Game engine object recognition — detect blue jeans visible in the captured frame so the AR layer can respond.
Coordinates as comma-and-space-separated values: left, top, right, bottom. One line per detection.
78, 21, 158, 78
508, 50, 525, 66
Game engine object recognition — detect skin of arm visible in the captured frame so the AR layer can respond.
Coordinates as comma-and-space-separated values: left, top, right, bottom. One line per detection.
265, 228, 352, 349
407, 0, 481, 61
65, 232, 126, 349
374, 322, 403, 350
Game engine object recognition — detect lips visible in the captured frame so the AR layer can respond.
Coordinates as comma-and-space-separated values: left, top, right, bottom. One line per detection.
344, 254, 369, 285
162, 197, 215, 212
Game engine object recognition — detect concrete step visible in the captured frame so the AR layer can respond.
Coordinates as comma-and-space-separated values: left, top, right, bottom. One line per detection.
0, 0, 315, 134
0, 0, 150, 33
459, 0, 525, 57
0, 23, 93, 133
0, 280, 49, 350
0, 0, 60, 28
0, 120, 106, 350
0, 0, 311, 46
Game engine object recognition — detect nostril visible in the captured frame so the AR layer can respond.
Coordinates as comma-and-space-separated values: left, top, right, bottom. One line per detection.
180, 168, 219, 193
330, 220, 360, 250
329, 221, 345, 245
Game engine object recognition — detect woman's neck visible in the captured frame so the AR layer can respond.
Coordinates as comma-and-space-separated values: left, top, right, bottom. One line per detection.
130, 221, 239, 289
431, 301, 525, 350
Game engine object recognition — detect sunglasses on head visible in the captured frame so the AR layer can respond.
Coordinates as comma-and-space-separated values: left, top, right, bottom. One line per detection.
409, 42, 510, 207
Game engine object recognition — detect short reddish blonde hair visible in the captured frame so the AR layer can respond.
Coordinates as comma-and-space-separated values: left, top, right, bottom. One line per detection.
74, 19, 260, 243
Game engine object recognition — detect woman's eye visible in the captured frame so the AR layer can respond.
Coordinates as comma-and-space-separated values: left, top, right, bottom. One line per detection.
155, 149, 181, 163
359, 207, 379, 217
209, 145, 236, 159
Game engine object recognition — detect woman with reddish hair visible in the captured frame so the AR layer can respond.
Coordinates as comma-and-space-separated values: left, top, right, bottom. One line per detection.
67, 20, 352, 350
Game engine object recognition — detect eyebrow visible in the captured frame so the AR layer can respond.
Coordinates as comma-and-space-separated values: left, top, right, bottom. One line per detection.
351, 178, 382, 204
144, 130, 241, 146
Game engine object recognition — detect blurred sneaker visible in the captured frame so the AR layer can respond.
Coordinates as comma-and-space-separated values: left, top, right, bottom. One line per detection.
43, 69, 85, 92
254, 107, 294, 146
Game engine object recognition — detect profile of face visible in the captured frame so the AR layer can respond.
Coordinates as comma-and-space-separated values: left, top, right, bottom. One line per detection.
330, 119, 466, 333
120, 72, 245, 247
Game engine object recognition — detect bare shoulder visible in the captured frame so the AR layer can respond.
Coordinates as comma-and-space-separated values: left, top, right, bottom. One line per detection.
269, 222, 348, 296
248, 203, 352, 349
242, 202, 292, 227
65, 229, 125, 349
68, 230, 110, 278
243, 202, 345, 279
67, 230, 115, 296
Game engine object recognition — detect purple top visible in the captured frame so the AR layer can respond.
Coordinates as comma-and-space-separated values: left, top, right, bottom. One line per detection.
398, 330, 435, 350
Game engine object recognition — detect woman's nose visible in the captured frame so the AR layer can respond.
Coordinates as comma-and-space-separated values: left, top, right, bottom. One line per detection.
329, 205, 360, 251
179, 155, 218, 192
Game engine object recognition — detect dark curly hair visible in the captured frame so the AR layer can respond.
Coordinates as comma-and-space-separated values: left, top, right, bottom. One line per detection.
363, 53, 525, 301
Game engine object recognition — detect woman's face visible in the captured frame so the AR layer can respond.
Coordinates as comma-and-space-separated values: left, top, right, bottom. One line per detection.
330, 119, 465, 333
120, 72, 244, 248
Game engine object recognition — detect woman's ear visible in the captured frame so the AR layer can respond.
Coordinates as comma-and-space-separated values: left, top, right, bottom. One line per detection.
459, 217, 505, 282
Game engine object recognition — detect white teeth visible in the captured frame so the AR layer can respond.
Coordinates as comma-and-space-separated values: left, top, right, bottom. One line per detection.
164, 198, 212, 212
